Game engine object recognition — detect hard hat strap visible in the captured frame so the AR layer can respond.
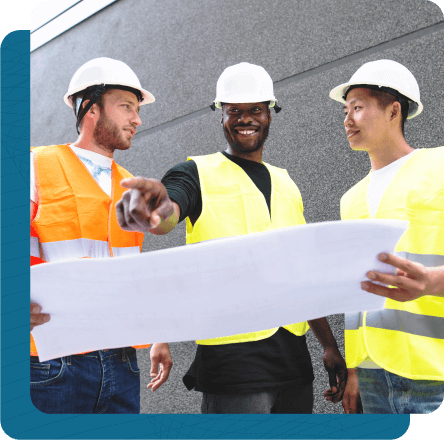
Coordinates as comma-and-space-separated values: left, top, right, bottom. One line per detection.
75, 84, 106, 134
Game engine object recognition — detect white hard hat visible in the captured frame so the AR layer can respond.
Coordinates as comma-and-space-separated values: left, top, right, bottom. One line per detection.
63, 57, 155, 108
213, 62, 278, 110
329, 59, 423, 119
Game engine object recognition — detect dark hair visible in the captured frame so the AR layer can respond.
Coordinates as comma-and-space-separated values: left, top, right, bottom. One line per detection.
345, 85, 409, 135
368, 89, 409, 135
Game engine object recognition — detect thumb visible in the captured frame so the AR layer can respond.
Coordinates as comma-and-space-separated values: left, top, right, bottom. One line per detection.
150, 359, 159, 377
328, 370, 338, 392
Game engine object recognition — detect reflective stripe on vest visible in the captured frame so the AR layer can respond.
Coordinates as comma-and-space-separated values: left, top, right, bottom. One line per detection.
341, 147, 444, 380
346, 310, 444, 339
30, 145, 147, 356
32, 236, 141, 260
31, 236, 40, 258
186, 153, 309, 345
395, 251, 444, 267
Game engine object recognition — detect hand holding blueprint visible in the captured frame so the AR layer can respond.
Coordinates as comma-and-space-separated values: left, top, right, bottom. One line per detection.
31, 219, 408, 361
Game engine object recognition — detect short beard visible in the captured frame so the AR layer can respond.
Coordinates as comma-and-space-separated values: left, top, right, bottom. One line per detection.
224, 123, 269, 154
93, 112, 130, 153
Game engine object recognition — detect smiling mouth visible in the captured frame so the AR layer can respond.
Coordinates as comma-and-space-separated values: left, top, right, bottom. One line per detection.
346, 130, 359, 139
235, 128, 258, 135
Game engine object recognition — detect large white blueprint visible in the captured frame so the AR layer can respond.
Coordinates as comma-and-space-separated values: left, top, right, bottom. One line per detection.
31, 219, 407, 361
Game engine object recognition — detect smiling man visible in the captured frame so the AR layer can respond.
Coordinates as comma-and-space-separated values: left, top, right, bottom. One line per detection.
116, 62, 347, 414
330, 59, 444, 414
30, 58, 172, 413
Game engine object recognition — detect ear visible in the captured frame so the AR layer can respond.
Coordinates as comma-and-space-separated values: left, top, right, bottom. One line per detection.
85, 100, 101, 122
390, 101, 401, 122
78, 101, 101, 133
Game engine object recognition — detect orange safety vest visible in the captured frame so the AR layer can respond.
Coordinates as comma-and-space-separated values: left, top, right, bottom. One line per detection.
30, 144, 148, 356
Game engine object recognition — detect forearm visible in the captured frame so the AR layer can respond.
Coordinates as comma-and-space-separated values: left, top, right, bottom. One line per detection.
308, 317, 338, 349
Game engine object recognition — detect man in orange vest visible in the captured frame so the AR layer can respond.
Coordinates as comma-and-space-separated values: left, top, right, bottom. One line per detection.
114, 62, 347, 414
30, 58, 174, 414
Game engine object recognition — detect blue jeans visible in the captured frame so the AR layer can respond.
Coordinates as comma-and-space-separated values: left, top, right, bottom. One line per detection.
356, 368, 444, 414
30, 347, 140, 414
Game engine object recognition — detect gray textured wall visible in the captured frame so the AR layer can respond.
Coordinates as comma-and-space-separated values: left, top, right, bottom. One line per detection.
31, 0, 444, 414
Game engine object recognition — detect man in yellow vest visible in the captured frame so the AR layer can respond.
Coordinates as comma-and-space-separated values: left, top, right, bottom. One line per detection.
329, 59, 444, 414
30, 58, 173, 413
116, 62, 347, 413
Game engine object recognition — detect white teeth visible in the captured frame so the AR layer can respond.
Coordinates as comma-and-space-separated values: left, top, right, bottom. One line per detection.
239, 130, 255, 135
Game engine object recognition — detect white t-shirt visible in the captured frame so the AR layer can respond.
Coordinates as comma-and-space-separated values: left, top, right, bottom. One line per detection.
31, 145, 113, 203
359, 149, 418, 369
368, 150, 418, 219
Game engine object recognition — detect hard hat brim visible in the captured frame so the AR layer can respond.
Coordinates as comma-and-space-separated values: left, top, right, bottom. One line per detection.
329, 81, 423, 119
213, 99, 277, 109
64, 83, 155, 108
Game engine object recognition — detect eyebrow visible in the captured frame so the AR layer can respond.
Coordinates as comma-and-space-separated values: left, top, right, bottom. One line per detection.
343, 98, 359, 109
122, 99, 140, 112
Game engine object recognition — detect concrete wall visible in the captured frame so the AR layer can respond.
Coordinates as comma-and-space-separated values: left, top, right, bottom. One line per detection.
31, 0, 444, 414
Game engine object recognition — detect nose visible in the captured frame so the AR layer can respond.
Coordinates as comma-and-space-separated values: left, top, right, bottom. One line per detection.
238, 110, 254, 124
344, 112, 353, 127
132, 110, 142, 127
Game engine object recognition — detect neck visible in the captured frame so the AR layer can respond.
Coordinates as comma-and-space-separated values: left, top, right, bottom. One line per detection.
368, 136, 413, 171
225, 146, 263, 163
72, 132, 114, 158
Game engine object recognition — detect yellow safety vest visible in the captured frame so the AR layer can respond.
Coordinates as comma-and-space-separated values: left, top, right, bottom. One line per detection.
186, 152, 309, 345
341, 147, 444, 380
31, 144, 148, 356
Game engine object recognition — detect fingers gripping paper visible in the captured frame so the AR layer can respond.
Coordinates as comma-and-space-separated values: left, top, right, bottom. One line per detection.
31, 220, 407, 361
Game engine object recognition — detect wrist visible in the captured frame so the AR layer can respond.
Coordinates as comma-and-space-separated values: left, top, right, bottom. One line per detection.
426, 266, 444, 297
322, 342, 339, 351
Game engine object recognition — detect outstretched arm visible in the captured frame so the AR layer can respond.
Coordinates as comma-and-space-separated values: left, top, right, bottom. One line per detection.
116, 177, 180, 234
362, 253, 444, 302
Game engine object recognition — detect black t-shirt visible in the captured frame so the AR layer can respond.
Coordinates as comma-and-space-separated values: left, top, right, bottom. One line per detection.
161, 151, 272, 225
161, 151, 314, 393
